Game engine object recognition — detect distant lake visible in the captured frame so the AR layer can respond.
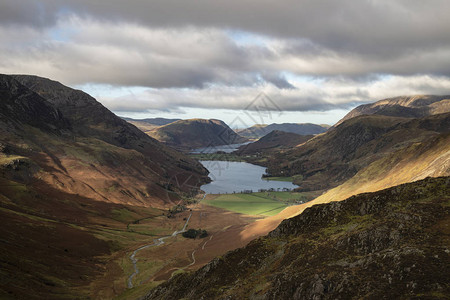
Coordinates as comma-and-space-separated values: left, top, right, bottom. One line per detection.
200, 161, 298, 194
190, 142, 250, 154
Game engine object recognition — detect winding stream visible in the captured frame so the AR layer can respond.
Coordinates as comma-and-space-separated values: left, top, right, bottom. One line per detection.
127, 194, 205, 289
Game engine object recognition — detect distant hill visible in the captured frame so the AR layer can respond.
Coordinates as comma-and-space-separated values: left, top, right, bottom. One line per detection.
235, 130, 313, 155
148, 119, 248, 151
144, 176, 450, 299
264, 112, 450, 192
122, 117, 181, 132
237, 123, 329, 139
335, 95, 450, 126
122, 117, 181, 126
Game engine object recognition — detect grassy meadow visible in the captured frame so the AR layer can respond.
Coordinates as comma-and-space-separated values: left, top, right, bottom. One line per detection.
203, 191, 309, 216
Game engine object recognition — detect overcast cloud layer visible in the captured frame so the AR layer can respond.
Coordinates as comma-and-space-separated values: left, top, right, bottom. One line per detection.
1, 0, 450, 118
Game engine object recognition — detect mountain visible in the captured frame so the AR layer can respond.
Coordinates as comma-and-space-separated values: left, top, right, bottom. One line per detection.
143, 176, 450, 299
148, 118, 248, 151
264, 112, 450, 192
335, 95, 450, 127
235, 130, 313, 155
122, 117, 181, 133
3, 74, 208, 207
122, 117, 181, 126
0, 74, 209, 298
237, 123, 329, 139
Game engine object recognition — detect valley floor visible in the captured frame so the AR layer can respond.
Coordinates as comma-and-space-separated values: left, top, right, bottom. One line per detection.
105, 202, 260, 299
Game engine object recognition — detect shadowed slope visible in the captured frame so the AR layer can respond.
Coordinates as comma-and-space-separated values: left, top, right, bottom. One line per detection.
236, 130, 313, 155
237, 123, 328, 139
1, 74, 208, 207
0, 74, 211, 298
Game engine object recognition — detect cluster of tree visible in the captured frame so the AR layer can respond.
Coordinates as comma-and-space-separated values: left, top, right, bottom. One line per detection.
182, 229, 208, 239
167, 204, 187, 218
258, 188, 292, 192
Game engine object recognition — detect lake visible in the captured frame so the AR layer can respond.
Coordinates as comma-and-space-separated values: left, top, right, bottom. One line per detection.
190, 142, 250, 154
200, 161, 298, 194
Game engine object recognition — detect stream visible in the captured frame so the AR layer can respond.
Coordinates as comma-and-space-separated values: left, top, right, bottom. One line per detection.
127, 194, 205, 289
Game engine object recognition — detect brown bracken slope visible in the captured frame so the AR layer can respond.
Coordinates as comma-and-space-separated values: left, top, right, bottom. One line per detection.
2, 74, 208, 207
265, 112, 450, 192
0, 74, 209, 299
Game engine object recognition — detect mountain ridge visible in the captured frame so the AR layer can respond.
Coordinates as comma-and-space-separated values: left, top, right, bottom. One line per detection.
237, 122, 328, 139
236, 130, 313, 155
265, 112, 450, 192
1, 74, 208, 207
148, 118, 248, 151
335, 94, 450, 127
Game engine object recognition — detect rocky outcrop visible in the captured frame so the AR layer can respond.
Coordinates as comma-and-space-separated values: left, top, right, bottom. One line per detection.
143, 176, 450, 299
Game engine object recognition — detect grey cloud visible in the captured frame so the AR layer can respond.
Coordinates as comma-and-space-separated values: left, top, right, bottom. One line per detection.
260, 73, 295, 89
3, 0, 450, 58
1, 1, 450, 114
0, 0, 61, 28
2, 19, 449, 89
98, 74, 450, 114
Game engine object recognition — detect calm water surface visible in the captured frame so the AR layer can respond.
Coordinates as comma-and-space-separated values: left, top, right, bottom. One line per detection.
200, 161, 298, 194
190, 142, 250, 154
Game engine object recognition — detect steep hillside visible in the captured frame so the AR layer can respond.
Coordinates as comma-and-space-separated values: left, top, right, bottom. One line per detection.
148, 119, 248, 151
144, 177, 450, 300
235, 130, 313, 155
2, 74, 208, 207
309, 132, 449, 203
336, 94, 450, 126
237, 123, 328, 139
265, 113, 450, 192
0, 74, 210, 298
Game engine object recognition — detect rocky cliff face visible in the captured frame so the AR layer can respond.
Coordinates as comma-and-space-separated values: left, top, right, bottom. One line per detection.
143, 176, 450, 299
0, 75, 70, 133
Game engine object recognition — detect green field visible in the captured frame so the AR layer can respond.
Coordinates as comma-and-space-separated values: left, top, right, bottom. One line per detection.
203, 191, 308, 216
262, 176, 293, 182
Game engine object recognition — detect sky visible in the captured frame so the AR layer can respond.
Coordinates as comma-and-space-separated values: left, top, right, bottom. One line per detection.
1, 0, 450, 127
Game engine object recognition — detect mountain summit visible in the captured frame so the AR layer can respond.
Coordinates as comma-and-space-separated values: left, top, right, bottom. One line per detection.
335, 95, 450, 127
148, 118, 248, 151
